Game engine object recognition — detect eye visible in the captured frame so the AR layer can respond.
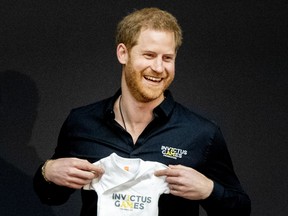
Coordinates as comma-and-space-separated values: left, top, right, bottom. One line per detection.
144, 53, 155, 59
163, 55, 174, 62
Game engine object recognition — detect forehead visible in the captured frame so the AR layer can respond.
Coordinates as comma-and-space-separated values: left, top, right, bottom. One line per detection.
134, 29, 176, 54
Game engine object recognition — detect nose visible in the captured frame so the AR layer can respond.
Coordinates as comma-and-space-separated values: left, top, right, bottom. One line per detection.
151, 57, 164, 73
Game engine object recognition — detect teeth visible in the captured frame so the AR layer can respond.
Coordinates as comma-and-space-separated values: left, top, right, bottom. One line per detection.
145, 76, 162, 82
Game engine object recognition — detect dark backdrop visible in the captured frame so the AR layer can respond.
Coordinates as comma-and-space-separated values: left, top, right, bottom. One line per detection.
1, 1, 287, 215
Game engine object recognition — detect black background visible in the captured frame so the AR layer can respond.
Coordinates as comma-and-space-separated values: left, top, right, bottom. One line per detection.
1, 1, 287, 215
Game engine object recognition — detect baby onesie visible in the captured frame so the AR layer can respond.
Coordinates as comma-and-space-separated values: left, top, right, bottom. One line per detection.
84, 153, 170, 216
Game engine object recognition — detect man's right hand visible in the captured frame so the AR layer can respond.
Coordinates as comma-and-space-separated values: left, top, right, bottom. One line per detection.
43, 158, 104, 189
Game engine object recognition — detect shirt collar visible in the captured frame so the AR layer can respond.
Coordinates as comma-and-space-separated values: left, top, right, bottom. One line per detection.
104, 89, 175, 121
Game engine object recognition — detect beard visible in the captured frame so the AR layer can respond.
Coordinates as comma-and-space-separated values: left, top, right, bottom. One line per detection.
124, 59, 174, 102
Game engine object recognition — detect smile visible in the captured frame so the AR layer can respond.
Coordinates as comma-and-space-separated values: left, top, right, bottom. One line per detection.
144, 75, 163, 83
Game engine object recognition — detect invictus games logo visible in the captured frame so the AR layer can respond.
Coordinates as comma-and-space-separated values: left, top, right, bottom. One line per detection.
112, 193, 152, 211
161, 146, 187, 159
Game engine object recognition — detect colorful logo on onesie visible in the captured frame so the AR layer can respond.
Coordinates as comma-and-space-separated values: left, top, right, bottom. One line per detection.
112, 193, 152, 211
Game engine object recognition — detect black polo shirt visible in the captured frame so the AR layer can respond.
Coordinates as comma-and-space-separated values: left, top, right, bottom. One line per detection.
34, 89, 251, 216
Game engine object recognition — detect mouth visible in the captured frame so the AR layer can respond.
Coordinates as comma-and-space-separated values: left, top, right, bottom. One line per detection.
144, 75, 163, 83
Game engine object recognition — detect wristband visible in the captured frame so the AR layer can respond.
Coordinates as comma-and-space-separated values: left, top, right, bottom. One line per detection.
41, 159, 52, 183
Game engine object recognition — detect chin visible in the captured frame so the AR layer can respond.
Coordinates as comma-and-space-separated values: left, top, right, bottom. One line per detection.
141, 90, 164, 102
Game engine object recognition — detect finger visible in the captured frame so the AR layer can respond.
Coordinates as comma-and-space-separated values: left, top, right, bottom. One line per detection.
89, 165, 105, 175
74, 160, 105, 174
166, 176, 181, 185
64, 180, 88, 189
169, 183, 181, 193
58, 174, 90, 189
71, 167, 101, 180
70, 175, 94, 185
156, 169, 182, 178
169, 164, 194, 172
154, 168, 169, 177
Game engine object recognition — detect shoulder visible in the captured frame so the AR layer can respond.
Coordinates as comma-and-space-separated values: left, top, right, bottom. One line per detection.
70, 97, 112, 117
63, 96, 113, 128
72, 97, 111, 114
173, 102, 219, 129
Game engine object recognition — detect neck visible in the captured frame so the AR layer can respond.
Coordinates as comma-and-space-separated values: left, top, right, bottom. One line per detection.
115, 93, 164, 141
119, 95, 127, 130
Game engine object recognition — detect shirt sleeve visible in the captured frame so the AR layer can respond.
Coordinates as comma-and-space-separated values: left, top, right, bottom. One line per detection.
33, 164, 75, 205
200, 127, 251, 215
33, 114, 76, 205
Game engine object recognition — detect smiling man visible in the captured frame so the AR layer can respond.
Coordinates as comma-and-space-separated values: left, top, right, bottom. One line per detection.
116, 29, 177, 143
119, 29, 176, 101
34, 7, 251, 216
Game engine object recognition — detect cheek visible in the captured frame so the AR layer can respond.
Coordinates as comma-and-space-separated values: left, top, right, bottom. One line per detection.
165, 64, 175, 75
133, 59, 150, 71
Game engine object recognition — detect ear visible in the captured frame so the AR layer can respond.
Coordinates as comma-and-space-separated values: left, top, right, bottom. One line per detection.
116, 43, 129, 64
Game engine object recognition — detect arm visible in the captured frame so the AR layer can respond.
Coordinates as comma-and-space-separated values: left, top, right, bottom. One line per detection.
155, 127, 251, 215
33, 163, 75, 205
33, 115, 104, 205
200, 128, 251, 215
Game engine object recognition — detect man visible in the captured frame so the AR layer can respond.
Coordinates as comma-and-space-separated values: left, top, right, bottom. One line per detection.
34, 7, 251, 216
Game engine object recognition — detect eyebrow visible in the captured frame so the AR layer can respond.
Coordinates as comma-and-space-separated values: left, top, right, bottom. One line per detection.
142, 50, 176, 56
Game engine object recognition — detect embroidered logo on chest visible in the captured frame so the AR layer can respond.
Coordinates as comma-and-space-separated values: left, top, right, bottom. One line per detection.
161, 146, 187, 159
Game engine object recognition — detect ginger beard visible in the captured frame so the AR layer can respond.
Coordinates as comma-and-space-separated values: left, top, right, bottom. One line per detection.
123, 56, 174, 103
